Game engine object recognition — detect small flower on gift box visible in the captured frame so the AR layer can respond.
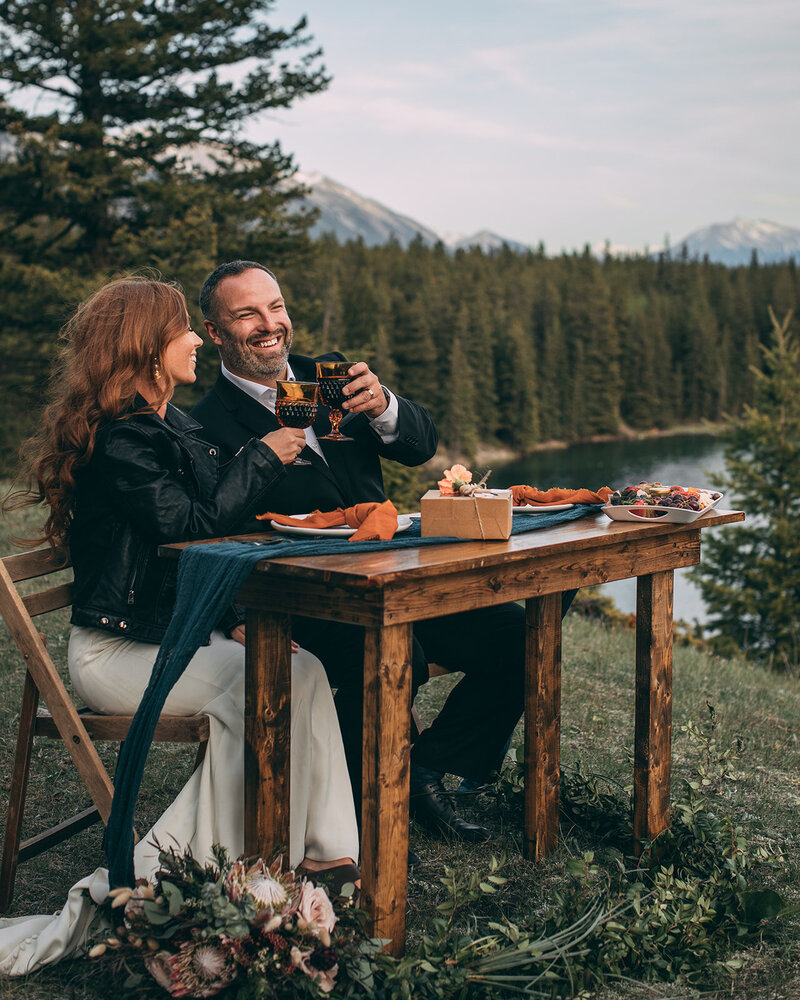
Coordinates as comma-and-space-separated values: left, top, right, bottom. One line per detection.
438, 463, 473, 495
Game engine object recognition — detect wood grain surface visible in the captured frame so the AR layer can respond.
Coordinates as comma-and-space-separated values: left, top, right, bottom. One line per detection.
360, 623, 413, 955
524, 593, 562, 860
634, 571, 674, 848
244, 610, 292, 866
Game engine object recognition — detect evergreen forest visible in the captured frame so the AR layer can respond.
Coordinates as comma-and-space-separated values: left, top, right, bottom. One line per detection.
272, 242, 800, 460
3, 239, 800, 475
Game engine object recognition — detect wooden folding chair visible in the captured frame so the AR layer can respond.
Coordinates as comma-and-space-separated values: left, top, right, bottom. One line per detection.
0, 546, 210, 911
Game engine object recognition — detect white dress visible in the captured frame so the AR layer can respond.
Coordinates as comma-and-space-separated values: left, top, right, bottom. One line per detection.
0, 627, 358, 976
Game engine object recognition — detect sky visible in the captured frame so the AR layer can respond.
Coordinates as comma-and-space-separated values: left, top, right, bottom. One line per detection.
253, 0, 800, 253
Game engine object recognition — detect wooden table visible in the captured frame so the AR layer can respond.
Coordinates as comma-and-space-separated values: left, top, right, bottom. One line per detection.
163, 507, 742, 955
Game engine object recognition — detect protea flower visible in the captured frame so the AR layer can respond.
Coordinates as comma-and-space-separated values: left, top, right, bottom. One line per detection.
225, 858, 293, 913
145, 942, 237, 998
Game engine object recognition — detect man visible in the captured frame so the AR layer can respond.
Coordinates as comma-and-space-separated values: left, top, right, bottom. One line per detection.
191, 260, 532, 845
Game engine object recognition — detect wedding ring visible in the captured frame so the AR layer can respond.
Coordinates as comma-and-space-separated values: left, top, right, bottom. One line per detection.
368, 388, 375, 398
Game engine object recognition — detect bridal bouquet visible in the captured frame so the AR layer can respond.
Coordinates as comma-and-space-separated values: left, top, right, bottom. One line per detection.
88, 845, 363, 998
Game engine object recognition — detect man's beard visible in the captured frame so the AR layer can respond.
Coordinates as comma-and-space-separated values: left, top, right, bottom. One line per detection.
215, 322, 293, 381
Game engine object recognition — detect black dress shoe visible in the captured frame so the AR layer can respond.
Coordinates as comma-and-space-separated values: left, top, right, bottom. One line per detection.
410, 780, 492, 843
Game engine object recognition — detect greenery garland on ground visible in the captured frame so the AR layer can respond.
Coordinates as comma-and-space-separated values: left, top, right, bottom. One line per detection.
87, 709, 789, 999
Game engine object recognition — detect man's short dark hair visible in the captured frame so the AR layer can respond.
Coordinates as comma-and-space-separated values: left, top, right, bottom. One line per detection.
199, 261, 277, 323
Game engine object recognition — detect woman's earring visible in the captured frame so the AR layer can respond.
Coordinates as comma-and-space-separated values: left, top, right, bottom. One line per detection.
153, 356, 162, 382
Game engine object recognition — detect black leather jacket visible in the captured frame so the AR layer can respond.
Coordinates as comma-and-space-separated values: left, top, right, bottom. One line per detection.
69, 402, 285, 643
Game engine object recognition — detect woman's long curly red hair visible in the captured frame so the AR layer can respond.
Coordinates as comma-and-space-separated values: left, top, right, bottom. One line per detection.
4, 277, 191, 549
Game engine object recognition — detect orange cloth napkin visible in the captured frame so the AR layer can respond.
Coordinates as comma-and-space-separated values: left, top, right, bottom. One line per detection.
257, 500, 399, 541
511, 485, 613, 506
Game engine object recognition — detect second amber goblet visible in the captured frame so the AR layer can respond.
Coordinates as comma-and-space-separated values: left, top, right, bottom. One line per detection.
315, 361, 355, 441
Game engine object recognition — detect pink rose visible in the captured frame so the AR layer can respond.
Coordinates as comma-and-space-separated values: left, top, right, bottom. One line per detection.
296, 882, 337, 936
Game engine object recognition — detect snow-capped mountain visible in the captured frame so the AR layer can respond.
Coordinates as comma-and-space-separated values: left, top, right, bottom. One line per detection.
447, 229, 530, 254
294, 171, 442, 248
589, 240, 647, 259
295, 172, 800, 265
670, 218, 800, 266
293, 171, 529, 252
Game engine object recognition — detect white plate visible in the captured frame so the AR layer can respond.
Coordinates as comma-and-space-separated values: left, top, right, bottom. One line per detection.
512, 503, 575, 514
602, 493, 724, 524
269, 513, 414, 537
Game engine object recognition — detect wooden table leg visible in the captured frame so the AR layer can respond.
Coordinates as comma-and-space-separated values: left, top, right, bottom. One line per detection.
244, 609, 292, 864
360, 622, 412, 956
524, 593, 562, 860
634, 571, 674, 850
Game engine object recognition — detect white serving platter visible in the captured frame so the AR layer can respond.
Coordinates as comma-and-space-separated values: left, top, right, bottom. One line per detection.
601, 493, 724, 524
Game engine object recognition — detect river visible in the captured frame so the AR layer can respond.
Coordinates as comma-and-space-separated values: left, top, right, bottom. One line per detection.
494, 433, 729, 626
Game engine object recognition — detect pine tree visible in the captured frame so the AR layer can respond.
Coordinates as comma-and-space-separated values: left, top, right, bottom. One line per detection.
0, 0, 328, 468
560, 250, 621, 435
439, 332, 479, 461
493, 317, 539, 451
620, 301, 660, 427
692, 308, 800, 671
0, 0, 328, 270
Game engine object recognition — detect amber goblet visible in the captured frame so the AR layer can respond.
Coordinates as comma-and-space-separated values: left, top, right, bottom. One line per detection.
275, 380, 319, 466
315, 361, 355, 441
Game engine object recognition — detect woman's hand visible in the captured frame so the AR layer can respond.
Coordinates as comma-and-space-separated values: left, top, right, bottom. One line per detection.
229, 625, 299, 654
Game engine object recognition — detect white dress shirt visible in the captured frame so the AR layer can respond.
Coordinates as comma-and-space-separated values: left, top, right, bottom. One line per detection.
220, 362, 400, 462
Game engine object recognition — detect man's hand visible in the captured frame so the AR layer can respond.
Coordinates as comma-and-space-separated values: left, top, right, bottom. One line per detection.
341, 361, 388, 417
261, 427, 306, 464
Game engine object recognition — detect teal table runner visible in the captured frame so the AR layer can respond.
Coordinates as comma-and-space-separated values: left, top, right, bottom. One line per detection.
105, 503, 601, 886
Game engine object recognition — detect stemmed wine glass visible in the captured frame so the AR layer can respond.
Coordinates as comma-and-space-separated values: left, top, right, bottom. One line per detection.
275, 380, 319, 465
315, 361, 355, 441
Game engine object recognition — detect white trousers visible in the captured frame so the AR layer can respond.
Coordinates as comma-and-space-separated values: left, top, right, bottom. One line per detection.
0, 628, 359, 976
68, 626, 359, 875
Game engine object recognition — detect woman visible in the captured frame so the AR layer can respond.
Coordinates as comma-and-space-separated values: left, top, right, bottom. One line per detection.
0, 277, 358, 973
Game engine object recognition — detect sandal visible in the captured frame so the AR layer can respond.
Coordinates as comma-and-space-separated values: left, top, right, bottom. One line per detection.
297, 862, 361, 902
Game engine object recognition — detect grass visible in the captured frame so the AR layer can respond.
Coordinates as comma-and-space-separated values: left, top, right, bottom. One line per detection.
1, 496, 799, 998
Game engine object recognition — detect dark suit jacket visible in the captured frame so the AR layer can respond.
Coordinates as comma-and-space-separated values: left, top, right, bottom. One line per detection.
190, 353, 438, 528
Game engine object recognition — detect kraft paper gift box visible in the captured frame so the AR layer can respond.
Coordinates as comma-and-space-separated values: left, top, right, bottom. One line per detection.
419, 488, 513, 540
